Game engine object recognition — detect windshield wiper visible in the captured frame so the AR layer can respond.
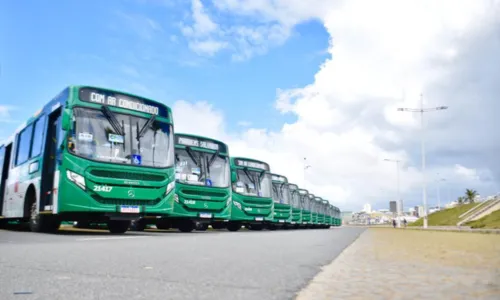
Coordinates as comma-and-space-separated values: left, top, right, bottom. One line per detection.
185, 147, 206, 182
137, 115, 156, 139
101, 106, 125, 136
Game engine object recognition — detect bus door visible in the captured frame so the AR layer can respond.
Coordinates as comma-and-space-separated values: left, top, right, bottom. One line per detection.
0, 144, 12, 215
40, 108, 62, 210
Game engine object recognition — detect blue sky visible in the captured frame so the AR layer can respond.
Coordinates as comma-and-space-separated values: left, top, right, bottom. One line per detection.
0, 0, 328, 138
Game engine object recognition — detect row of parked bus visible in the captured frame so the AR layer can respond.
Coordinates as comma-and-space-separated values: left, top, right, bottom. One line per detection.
0, 86, 340, 234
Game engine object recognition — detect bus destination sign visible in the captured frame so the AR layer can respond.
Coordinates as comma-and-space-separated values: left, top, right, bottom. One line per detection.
176, 135, 221, 151
271, 175, 287, 182
79, 88, 168, 117
235, 159, 270, 171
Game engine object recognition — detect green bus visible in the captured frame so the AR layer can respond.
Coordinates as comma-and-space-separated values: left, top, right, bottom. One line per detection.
0, 86, 176, 233
288, 183, 301, 229
268, 173, 292, 230
166, 133, 230, 232
227, 157, 273, 231
314, 197, 325, 228
333, 206, 341, 226
298, 189, 311, 227
326, 204, 334, 227
309, 194, 318, 227
320, 199, 330, 228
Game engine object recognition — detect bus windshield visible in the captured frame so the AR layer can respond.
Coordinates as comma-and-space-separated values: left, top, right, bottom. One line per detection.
69, 107, 174, 168
272, 182, 291, 204
233, 169, 272, 197
289, 185, 300, 207
174, 148, 229, 187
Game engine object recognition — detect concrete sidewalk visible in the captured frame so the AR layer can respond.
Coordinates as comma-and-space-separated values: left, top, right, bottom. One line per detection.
296, 228, 500, 300
347, 224, 500, 234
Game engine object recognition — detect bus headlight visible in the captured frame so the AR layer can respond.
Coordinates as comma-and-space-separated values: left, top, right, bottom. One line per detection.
173, 194, 179, 203
233, 201, 242, 210
165, 181, 175, 195
66, 170, 85, 190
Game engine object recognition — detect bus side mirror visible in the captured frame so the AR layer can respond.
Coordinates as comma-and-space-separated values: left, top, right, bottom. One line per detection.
231, 171, 237, 182
61, 109, 71, 131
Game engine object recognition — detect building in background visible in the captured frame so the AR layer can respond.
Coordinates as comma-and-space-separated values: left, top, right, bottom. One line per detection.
341, 211, 353, 224
389, 201, 397, 214
417, 206, 425, 218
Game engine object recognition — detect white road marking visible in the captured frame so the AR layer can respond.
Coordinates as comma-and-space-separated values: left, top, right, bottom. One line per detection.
76, 236, 150, 241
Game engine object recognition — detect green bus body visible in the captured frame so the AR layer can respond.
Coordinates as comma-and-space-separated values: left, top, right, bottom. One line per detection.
288, 183, 302, 227
164, 133, 231, 231
314, 197, 325, 226
270, 173, 292, 227
227, 157, 273, 230
0, 86, 175, 233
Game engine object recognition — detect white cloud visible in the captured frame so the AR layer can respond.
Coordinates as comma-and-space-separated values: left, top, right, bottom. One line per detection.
237, 120, 252, 127
0, 106, 17, 123
173, 0, 500, 210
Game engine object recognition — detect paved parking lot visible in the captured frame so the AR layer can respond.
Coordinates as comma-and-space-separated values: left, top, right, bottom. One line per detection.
0, 226, 364, 300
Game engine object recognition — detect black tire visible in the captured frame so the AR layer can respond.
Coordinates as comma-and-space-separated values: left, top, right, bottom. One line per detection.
178, 221, 194, 233
29, 202, 60, 233
130, 218, 147, 231
107, 220, 130, 234
249, 224, 263, 231
267, 224, 277, 231
196, 223, 208, 231
226, 222, 241, 232
156, 219, 171, 230
211, 222, 225, 230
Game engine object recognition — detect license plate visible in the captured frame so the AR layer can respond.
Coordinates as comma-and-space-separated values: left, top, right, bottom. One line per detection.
279, 219, 285, 223
199, 213, 212, 219
291, 222, 296, 224
120, 205, 140, 213
303, 222, 307, 224
255, 217, 263, 221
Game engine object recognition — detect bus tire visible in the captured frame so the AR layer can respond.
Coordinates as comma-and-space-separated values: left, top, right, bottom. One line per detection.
249, 224, 263, 231
226, 222, 241, 232
107, 220, 130, 234
178, 221, 194, 233
211, 222, 225, 230
29, 202, 60, 233
130, 218, 146, 231
196, 222, 208, 231
156, 219, 171, 230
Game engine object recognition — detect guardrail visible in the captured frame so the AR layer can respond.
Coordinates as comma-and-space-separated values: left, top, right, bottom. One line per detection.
459, 200, 491, 219
457, 197, 500, 226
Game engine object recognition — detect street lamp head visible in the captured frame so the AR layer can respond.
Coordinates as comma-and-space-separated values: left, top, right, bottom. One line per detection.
436, 106, 448, 110
397, 108, 405, 111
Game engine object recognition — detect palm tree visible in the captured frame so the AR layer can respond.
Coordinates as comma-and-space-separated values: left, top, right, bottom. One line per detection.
465, 189, 478, 203
457, 196, 464, 205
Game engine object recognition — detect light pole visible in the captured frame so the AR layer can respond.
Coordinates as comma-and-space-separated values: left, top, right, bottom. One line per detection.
303, 157, 311, 190
384, 158, 401, 227
398, 94, 448, 229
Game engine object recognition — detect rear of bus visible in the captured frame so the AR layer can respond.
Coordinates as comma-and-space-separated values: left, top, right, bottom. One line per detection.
227, 157, 273, 231
152, 133, 230, 232
288, 183, 301, 229
268, 173, 292, 230
1, 86, 176, 233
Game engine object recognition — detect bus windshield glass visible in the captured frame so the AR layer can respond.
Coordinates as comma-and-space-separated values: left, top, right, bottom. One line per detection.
272, 182, 291, 204
289, 185, 300, 207
175, 149, 229, 187
233, 169, 271, 197
69, 107, 174, 168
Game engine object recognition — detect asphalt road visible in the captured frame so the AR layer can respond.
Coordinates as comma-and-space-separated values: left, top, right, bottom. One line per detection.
0, 226, 364, 300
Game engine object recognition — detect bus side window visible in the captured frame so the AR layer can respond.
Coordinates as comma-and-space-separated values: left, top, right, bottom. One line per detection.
30, 116, 47, 158
15, 125, 34, 166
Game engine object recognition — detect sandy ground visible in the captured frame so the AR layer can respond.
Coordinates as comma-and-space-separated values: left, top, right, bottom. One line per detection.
296, 228, 500, 300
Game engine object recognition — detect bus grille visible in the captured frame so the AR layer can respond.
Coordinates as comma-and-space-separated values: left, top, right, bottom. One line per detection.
181, 189, 227, 198
93, 197, 161, 206
89, 170, 166, 182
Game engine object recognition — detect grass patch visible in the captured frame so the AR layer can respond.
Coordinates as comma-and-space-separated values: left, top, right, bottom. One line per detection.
409, 202, 479, 226
466, 209, 500, 229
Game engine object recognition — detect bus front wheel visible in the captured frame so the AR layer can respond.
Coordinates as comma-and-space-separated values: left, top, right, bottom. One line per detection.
29, 203, 60, 233
178, 220, 195, 233
226, 222, 241, 232
108, 220, 130, 234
